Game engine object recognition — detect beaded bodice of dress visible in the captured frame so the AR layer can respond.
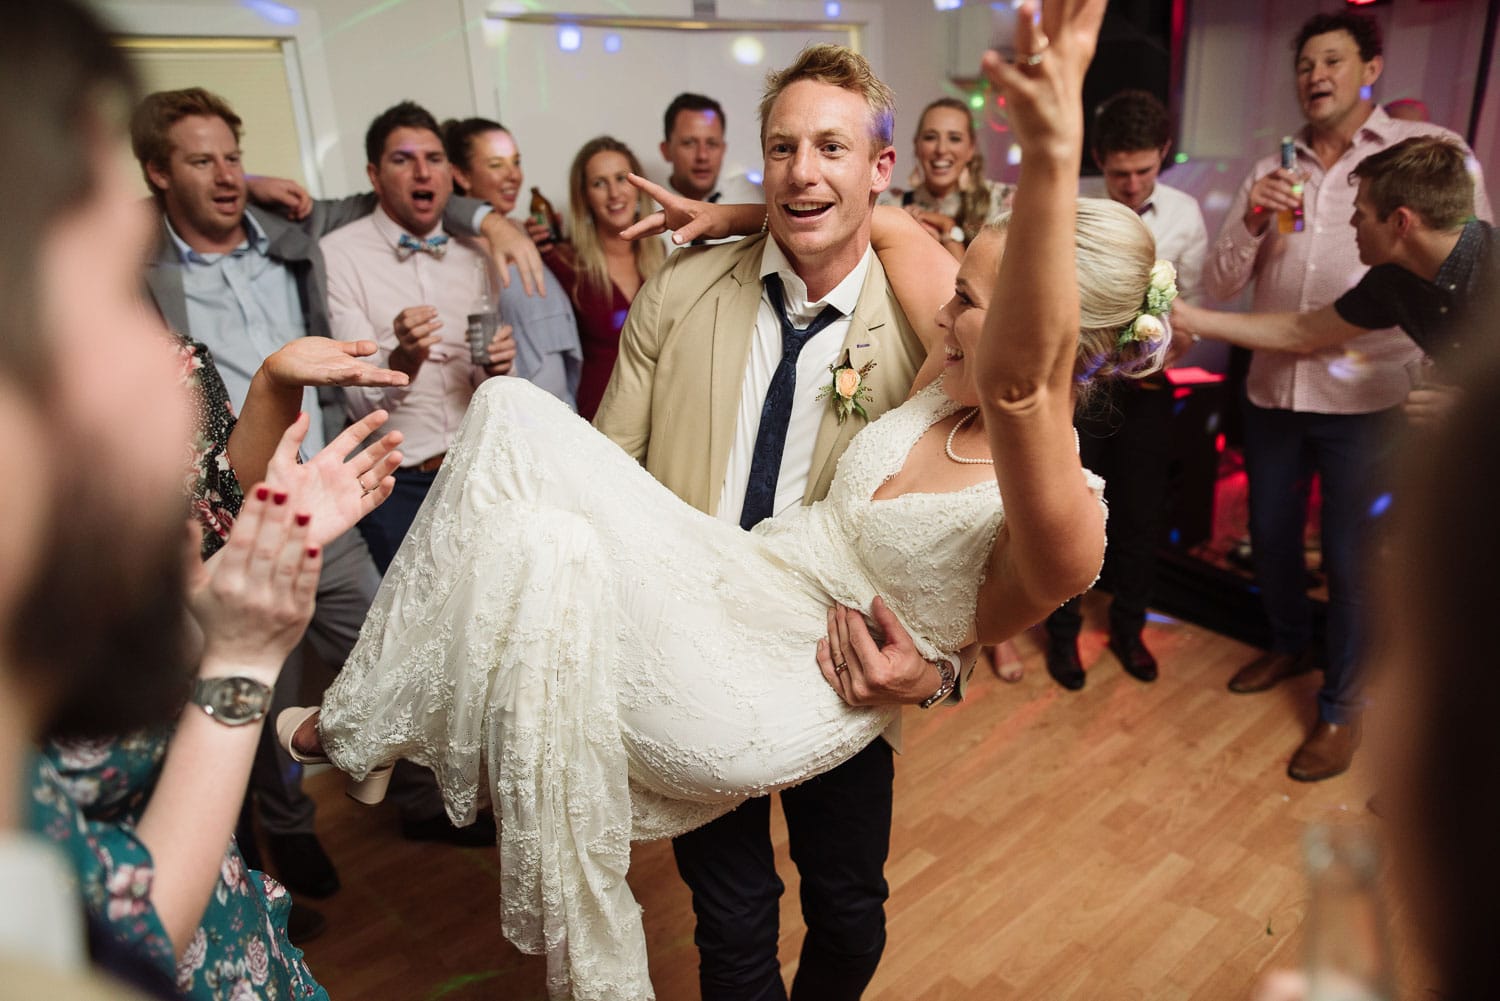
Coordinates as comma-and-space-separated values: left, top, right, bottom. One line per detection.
753, 379, 1005, 660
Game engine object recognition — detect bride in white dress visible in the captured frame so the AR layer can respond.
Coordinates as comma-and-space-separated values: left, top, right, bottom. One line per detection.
287, 3, 1157, 996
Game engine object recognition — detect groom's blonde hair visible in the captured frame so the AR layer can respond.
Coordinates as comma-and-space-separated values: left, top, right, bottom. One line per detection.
758, 45, 895, 154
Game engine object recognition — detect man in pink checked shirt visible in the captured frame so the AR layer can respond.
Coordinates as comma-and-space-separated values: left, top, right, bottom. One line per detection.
322, 101, 518, 576
1202, 11, 1490, 782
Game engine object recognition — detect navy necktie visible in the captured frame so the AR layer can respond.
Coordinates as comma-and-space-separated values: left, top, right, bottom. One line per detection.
738, 274, 841, 530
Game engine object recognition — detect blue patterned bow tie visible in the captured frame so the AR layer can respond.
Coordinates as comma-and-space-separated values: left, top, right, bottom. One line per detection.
396, 233, 450, 261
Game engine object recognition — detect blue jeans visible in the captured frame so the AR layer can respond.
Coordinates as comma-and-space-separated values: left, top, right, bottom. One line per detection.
1241, 399, 1394, 725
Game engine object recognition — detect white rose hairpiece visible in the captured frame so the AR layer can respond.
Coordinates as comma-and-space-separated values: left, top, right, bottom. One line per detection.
1119, 260, 1179, 347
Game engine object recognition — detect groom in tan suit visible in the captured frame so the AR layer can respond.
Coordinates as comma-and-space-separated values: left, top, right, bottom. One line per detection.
596, 45, 953, 1001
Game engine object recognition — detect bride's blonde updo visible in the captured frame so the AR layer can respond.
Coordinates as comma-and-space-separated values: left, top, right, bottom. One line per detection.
985, 197, 1170, 400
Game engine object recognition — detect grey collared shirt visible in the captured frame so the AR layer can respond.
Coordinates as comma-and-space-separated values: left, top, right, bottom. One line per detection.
168, 213, 325, 456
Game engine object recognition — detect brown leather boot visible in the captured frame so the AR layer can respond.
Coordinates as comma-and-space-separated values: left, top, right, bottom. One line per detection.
1227, 649, 1318, 694
1288, 720, 1361, 782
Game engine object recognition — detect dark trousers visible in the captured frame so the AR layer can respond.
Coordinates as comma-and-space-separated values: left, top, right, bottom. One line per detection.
1047, 378, 1174, 642
1241, 399, 1392, 725
672, 739, 894, 1001
356, 464, 439, 575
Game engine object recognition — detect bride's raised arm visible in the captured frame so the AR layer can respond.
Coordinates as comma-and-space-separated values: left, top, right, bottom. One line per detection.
870, 205, 958, 389
973, 0, 1112, 642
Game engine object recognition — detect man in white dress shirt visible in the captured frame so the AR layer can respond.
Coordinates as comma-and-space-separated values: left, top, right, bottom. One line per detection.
1044, 89, 1209, 691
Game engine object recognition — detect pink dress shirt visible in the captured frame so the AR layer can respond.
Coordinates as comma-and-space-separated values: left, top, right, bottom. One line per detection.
1204, 106, 1491, 414
322, 207, 494, 466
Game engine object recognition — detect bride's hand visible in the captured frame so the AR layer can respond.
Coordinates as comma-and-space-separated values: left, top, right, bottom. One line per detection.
979, 0, 1105, 163
264, 410, 403, 548
815, 597, 946, 706
620, 173, 747, 245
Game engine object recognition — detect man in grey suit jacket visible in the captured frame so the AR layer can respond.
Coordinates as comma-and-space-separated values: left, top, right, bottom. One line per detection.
133, 88, 510, 909
595, 46, 960, 1001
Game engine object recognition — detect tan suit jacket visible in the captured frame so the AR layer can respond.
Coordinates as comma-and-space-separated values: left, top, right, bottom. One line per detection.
595, 234, 926, 750
595, 233, 925, 507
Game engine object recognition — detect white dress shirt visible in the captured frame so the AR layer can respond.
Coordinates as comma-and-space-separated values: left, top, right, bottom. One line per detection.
1135, 182, 1208, 304
715, 242, 873, 524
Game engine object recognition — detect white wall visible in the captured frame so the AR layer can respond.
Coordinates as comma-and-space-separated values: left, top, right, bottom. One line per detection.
95, 0, 1497, 221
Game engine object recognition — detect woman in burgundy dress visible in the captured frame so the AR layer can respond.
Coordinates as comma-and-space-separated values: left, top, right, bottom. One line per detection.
536, 137, 665, 419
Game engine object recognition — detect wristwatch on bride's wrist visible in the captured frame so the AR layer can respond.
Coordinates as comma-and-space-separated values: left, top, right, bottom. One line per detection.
919, 657, 958, 709
190, 676, 274, 726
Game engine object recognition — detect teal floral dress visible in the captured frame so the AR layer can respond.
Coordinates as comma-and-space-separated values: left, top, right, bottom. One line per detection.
26, 336, 326, 1000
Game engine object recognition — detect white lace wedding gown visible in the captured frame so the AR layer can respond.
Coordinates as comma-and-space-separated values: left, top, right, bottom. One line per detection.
319, 376, 1101, 1001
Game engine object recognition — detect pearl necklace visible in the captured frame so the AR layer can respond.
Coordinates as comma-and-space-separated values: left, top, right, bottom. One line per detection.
944, 408, 992, 465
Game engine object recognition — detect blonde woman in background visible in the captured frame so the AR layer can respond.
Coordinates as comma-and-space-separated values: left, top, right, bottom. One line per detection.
882, 96, 1016, 261
539, 136, 665, 419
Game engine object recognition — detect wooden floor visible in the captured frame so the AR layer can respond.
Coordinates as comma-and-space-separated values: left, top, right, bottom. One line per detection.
293, 596, 1407, 1001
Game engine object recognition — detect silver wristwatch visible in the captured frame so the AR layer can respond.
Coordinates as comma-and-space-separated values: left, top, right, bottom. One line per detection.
190, 676, 274, 726
919, 657, 958, 709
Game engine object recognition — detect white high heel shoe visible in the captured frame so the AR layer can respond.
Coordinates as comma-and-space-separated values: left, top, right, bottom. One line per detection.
275, 706, 393, 805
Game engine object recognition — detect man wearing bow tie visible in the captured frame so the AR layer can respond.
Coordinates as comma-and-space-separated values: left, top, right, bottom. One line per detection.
322, 101, 517, 574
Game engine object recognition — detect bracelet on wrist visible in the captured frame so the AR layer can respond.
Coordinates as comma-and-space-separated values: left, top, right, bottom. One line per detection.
919, 657, 958, 709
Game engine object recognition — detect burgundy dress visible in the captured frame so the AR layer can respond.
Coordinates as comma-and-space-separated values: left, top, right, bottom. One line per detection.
541, 243, 634, 421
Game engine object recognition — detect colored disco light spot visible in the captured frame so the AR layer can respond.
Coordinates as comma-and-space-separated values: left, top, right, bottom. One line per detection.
242, 0, 298, 25
969, 93, 985, 110
1368, 492, 1393, 518
934, 0, 962, 10
732, 36, 765, 66
1173, 152, 1189, 164
604, 32, 622, 53
1327, 352, 1368, 382
557, 24, 582, 52
746, 170, 764, 185
825, 1, 842, 17
1006, 143, 1022, 166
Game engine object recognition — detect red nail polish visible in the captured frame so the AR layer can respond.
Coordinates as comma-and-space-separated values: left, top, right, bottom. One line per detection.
255, 486, 270, 501
295, 513, 310, 526
272, 491, 288, 505
306, 547, 320, 558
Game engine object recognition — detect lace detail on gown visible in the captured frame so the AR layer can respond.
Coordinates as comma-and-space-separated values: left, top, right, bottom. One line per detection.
319, 377, 1099, 1001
